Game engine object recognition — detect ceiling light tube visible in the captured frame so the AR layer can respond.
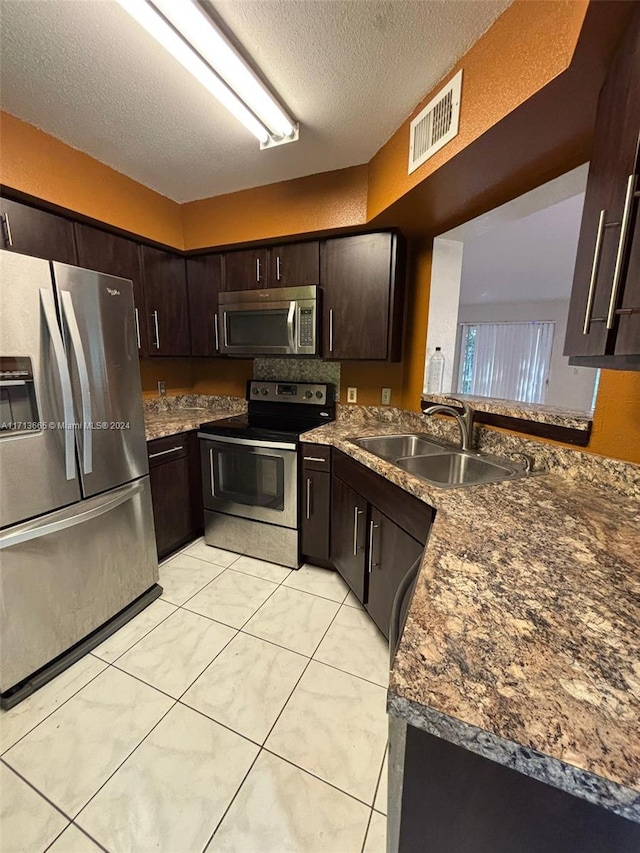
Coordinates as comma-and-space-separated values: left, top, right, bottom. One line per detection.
115, 0, 270, 143
149, 0, 296, 140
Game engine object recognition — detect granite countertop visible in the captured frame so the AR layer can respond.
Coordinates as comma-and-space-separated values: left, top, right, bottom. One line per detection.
301, 416, 640, 821
143, 394, 246, 441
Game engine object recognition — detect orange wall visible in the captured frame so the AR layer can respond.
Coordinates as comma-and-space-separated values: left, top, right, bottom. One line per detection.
1, 2, 638, 464
0, 112, 183, 247
367, 0, 588, 220
181, 165, 368, 250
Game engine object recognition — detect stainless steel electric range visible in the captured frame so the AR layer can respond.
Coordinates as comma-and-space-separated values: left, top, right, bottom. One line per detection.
198, 380, 335, 568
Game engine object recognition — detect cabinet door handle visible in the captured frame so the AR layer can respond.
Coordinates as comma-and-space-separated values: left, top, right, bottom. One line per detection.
368, 521, 379, 573
607, 174, 637, 330
276, 255, 282, 281
214, 313, 220, 352
305, 477, 312, 520
152, 310, 160, 349
134, 307, 141, 350
149, 445, 183, 459
303, 456, 326, 463
583, 209, 606, 335
329, 308, 334, 353
1, 212, 13, 247
353, 506, 363, 556
256, 258, 261, 282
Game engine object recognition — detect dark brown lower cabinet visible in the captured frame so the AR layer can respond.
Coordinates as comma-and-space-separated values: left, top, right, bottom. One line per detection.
397, 724, 640, 853
366, 507, 424, 639
301, 469, 331, 562
148, 431, 203, 560
330, 475, 367, 601
330, 450, 432, 637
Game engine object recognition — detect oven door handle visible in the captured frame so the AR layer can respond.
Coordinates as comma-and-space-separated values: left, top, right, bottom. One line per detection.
198, 432, 297, 451
287, 301, 296, 352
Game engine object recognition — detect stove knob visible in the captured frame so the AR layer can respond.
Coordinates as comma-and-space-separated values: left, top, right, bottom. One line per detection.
304, 390, 313, 399
261, 388, 269, 396
252, 388, 260, 395
315, 391, 323, 399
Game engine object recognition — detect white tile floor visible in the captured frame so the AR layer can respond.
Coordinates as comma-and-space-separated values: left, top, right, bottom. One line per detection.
0, 538, 389, 853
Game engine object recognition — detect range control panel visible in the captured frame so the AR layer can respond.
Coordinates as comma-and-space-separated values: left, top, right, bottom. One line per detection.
247, 380, 334, 406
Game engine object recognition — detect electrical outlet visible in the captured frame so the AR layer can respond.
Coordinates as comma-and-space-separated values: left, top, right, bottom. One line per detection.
381, 387, 392, 405
158, 380, 166, 397
347, 387, 358, 404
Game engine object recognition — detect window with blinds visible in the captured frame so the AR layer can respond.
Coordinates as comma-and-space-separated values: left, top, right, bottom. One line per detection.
457, 321, 555, 404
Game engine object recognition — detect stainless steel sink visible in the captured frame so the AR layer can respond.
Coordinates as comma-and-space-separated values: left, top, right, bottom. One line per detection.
352, 433, 527, 488
354, 434, 447, 461
396, 452, 521, 488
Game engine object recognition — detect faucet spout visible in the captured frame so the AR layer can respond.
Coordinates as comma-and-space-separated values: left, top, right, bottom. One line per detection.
423, 398, 475, 451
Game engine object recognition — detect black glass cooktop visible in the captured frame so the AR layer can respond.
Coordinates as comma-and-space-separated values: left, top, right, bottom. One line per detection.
198, 412, 331, 444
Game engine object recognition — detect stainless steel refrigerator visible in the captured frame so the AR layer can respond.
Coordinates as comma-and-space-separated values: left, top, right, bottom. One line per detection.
0, 250, 160, 708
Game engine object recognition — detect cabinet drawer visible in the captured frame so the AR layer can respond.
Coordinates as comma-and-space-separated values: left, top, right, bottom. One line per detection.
301, 443, 331, 472
147, 433, 189, 468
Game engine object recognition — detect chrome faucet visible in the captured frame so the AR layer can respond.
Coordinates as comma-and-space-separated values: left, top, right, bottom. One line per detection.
423, 397, 475, 451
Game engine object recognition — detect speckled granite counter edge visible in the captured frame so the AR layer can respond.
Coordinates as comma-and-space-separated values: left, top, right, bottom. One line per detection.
301, 415, 640, 821
388, 695, 640, 822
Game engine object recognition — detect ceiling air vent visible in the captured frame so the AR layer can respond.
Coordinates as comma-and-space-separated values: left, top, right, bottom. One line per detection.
408, 69, 463, 175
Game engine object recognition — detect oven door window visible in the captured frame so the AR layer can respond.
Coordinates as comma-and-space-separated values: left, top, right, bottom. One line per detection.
226, 310, 289, 349
213, 446, 285, 511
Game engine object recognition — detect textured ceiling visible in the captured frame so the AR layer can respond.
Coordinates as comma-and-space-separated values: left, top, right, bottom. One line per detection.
0, 0, 512, 202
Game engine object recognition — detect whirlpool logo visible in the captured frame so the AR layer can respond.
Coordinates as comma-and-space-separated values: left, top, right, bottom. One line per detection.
106, 287, 121, 296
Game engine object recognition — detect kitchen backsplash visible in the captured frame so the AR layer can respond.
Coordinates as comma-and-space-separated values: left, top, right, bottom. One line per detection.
253, 358, 341, 399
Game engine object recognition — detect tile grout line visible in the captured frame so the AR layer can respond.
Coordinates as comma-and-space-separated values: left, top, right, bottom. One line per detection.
0, 758, 75, 823
70, 695, 181, 834
43, 819, 110, 853
0, 662, 109, 758
360, 809, 375, 853
200, 595, 347, 853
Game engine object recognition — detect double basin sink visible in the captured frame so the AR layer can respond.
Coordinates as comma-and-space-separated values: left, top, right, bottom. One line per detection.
352, 434, 527, 489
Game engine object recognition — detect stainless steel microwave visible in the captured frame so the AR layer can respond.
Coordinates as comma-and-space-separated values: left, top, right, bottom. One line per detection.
218, 285, 318, 356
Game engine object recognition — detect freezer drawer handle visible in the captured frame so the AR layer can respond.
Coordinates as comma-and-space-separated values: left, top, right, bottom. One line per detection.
60, 291, 92, 475
0, 480, 144, 550
39, 288, 76, 481
149, 445, 183, 459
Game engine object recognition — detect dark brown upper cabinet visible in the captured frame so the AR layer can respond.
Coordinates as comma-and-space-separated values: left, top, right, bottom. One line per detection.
268, 241, 320, 287
224, 247, 269, 291
0, 197, 77, 265
321, 232, 406, 361
141, 246, 190, 356
187, 254, 225, 357
564, 11, 640, 367
75, 224, 149, 357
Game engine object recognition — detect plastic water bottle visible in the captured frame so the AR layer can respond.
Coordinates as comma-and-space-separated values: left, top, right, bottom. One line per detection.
426, 347, 445, 394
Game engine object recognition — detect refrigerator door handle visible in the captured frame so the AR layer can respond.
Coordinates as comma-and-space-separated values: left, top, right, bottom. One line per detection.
60, 290, 92, 475
39, 288, 76, 481
0, 479, 144, 550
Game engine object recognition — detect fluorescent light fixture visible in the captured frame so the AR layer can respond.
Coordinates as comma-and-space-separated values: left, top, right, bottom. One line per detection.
115, 0, 297, 146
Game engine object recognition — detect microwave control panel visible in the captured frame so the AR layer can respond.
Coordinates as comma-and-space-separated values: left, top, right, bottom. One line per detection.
298, 307, 315, 347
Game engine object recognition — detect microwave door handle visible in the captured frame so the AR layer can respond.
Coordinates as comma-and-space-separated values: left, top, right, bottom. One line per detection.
60, 291, 92, 475
40, 288, 76, 481
287, 301, 296, 352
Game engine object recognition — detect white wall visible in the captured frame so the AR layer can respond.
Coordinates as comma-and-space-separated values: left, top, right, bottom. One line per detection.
457, 299, 598, 411
424, 237, 463, 394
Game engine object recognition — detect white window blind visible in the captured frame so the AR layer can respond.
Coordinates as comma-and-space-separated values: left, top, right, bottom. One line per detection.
457, 321, 555, 404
